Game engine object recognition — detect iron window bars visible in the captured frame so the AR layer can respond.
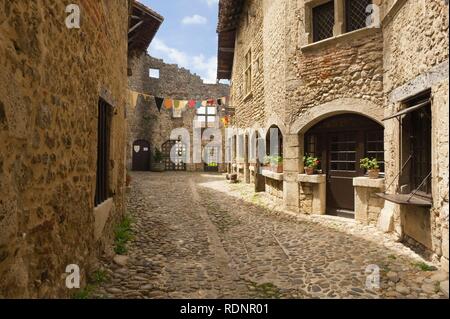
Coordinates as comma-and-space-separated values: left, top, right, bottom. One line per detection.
313, 1, 335, 42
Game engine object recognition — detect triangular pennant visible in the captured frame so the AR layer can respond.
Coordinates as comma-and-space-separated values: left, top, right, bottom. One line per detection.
164, 98, 173, 109
188, 100, 196, 108
217, 98, 223, 106
154, 97, 164, 112
195, 101, 202, 109
207, 99, 215, 105
173, 100, 180, 108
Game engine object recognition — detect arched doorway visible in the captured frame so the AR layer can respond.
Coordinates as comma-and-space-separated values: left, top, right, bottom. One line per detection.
132, 140, 151, 171
304, 114, 384, 215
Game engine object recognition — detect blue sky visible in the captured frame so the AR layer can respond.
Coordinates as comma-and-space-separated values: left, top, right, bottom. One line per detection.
140, 0, 220, 84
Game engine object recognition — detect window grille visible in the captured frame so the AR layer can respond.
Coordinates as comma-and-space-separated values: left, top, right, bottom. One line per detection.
95, 99, 112, 206
366, 130, 385, 172
345, 0, 372, 32
313, 1, 335, 42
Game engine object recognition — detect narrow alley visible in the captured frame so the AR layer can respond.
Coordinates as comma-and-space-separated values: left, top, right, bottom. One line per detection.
93, 172, 447, 299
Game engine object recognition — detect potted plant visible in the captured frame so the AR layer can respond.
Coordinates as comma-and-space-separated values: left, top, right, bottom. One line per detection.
270, 155, 283, 173
360, 157, 380, 179
262, 155, 272, 169
304, 155, 320, 175
151, 148, 165, 172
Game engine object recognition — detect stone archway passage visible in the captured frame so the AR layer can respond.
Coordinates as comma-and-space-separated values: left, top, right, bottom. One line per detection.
304, 114, 384, 215
132, 140, 151, 171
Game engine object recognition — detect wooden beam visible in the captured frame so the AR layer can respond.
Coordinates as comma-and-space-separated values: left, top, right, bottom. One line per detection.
219, 47, 235, 53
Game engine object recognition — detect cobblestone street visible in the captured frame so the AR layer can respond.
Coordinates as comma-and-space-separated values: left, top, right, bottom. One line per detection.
94, 172, 448, 299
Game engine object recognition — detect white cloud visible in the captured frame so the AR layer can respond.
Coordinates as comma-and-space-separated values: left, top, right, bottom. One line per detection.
149, 38, 217, 84
150, 38, 189, 67
182, 14, 208, 25
203, 0, 219, 8
192, 54, 218, 84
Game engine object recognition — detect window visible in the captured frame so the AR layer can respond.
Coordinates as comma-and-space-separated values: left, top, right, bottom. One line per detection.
305, 134, 317, 158
366, 130, 385, 172
244, 49, 252, 96
95, 99, 112, 206
312, 1, 335, 42
196, 106, 217, 128
149, 68, 160, 79
266, 126, 283, 157
330, 132, 357, 171
345, 0, 372, 32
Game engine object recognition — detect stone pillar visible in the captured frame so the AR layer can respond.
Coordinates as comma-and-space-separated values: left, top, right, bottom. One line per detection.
298, 174, 326, 215
283, 134, 301, 212
244, 135, 250, 183
333, 0, 345, 36
353, 177, 385, 225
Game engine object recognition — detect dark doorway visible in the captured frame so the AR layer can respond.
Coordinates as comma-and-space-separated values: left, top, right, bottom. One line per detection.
132, 140, 151, 171
162, 140, 187, 171
304, 114, 384, 216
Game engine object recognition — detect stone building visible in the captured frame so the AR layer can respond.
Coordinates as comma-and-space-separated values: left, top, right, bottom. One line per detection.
217, 0, 448, 267
0, 0, 161, 298
127, 54, 230, 173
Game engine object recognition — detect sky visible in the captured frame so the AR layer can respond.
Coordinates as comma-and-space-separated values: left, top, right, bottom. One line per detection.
140, 0, 220, 84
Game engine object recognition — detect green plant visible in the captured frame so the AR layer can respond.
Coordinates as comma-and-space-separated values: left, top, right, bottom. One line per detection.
72, 285, 94, 299
153, 148, 163, 163
413, 261, 436, 272
91, 270, 109, 285
360, 157, 380, 170
114, 215, 133, 255
304, 155, 320, 169
270, 156, 283, 165
263, 155, 272, 165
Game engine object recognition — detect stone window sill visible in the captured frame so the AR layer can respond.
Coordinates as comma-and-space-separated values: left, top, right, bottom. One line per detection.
262, 169, 284, 181
298, 174, 326, 184
300, 27, 381, 53
353, 177, 385, 189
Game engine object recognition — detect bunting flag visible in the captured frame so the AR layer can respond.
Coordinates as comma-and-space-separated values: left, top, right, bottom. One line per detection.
154, 97, 164, 112
207, 99, 215, 105
164, 98, 173, 109
195, 101, 202, 109
201, 100, 208, 107
179, 100, 188, 110
188, 100, 196, 108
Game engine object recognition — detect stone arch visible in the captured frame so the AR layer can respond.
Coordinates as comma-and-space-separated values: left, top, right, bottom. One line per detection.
290, 98, 384, 135
265, 113, 288, 137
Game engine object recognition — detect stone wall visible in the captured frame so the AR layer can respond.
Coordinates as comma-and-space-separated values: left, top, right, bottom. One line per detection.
230, 0, 266, 129
383, 0, 449, 266
225, 0, 448, 266
0, 0, 129, 298
127, 54, 229, 172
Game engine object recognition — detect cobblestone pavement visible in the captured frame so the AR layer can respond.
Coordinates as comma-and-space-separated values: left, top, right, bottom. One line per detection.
94, 172, 448, 299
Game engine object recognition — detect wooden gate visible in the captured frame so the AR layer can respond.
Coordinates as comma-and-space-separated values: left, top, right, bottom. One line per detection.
162, 140, 187, 171
132, 140, 151, 171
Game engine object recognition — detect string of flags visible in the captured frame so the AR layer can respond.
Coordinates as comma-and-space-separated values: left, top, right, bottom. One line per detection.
155, 96, 229, 114
128, 90, 231, 125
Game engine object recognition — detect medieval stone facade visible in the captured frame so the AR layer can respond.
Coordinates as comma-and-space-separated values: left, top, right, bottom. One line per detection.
127, 54, 230, 173
218, 0, 448, 268
0, 0, 131, 298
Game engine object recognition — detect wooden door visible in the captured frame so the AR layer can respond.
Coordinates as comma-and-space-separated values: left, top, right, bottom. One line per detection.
132, 140, 151, 171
